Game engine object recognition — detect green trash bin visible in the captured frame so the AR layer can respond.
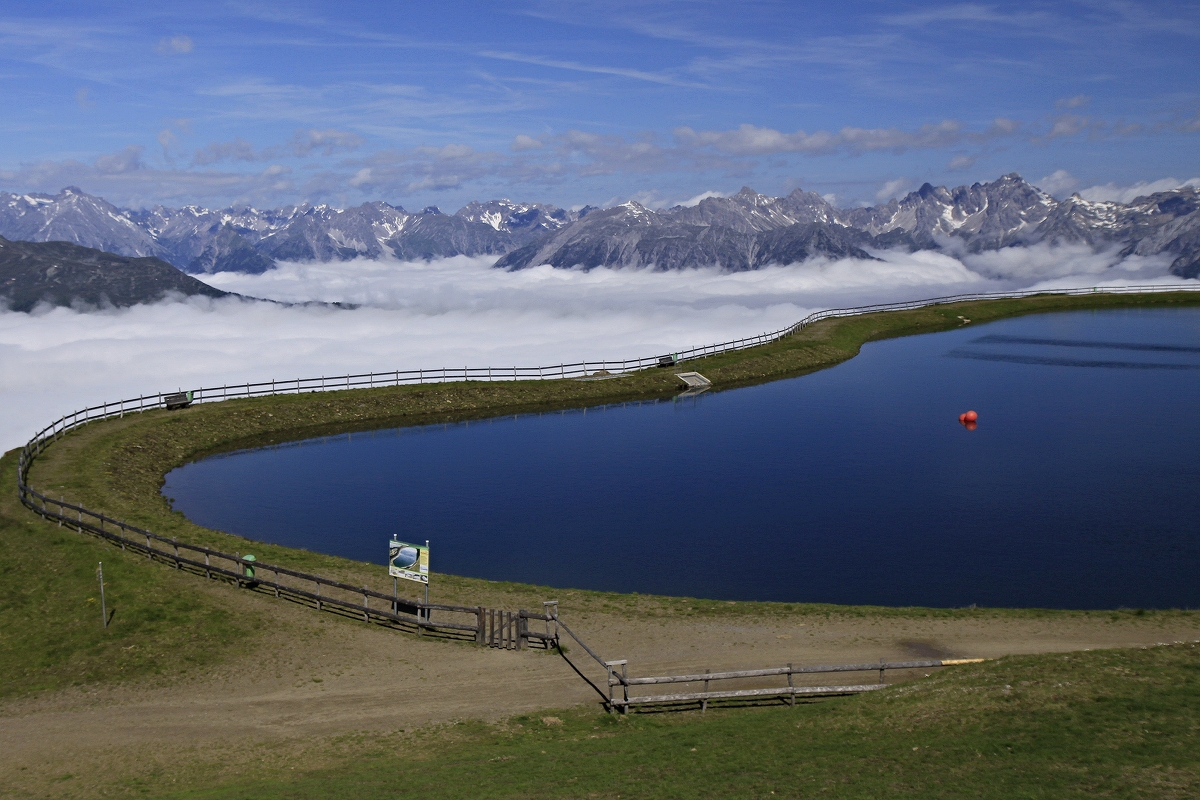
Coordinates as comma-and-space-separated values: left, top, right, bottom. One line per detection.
242, 554, 258, 588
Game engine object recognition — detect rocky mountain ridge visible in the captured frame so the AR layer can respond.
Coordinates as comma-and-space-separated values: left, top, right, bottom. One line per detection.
2, 175, 1198, 278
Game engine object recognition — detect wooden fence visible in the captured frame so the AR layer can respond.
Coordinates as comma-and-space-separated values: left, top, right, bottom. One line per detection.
602, 657, 986, 712
14, 283, 1200, 651
550, 611, 984, 712
17, 283, 1200, 461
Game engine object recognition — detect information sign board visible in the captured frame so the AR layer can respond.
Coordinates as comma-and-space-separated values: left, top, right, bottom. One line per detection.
388, 540, 429, 584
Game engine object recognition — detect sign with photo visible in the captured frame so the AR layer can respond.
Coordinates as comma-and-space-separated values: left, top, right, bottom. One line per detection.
388, 540, 429, 584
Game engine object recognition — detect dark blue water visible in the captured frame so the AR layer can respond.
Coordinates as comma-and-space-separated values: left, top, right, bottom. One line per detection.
164, 308, 1200, 609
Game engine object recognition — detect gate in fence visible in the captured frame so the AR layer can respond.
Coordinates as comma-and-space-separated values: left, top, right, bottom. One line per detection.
478, 602, 560, 650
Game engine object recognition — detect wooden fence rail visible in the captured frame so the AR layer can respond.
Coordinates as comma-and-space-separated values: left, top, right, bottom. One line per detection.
604, 657, 987, 712
22, 491, 489, 636
550, 608, 986, 713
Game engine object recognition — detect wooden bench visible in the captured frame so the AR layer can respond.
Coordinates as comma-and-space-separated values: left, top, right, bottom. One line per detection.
163, 391, 193, 410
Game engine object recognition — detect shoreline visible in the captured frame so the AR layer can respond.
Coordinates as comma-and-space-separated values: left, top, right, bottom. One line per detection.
20, 288, 1200, 611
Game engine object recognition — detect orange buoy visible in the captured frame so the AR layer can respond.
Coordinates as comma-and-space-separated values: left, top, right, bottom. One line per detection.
964, 410, 978, 423
958, 413, 968, 424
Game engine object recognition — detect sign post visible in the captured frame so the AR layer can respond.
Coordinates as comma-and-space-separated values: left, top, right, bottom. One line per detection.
389, 539, 430, 624
390, 539, 430, 604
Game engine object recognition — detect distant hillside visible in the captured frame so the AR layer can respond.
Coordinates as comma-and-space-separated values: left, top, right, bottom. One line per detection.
0, 236, 229, 312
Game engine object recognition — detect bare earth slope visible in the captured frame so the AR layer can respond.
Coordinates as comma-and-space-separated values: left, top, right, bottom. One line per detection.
2, 584, 1196, 798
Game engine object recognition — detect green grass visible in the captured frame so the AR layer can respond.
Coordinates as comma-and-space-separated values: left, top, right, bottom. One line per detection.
0, 449, 270, 699
8, 290, 1200, 699
138, 642, 1200, 799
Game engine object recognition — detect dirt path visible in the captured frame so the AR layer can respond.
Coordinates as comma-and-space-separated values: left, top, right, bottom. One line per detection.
3, 599, 1198, 798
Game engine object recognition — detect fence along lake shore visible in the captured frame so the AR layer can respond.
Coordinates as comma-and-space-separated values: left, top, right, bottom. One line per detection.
13, 284, 1200, 707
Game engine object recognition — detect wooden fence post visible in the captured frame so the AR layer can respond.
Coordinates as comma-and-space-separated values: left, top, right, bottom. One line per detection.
788, 663, 795, 707
543, 600, 558, 641
476, 607, 485, 644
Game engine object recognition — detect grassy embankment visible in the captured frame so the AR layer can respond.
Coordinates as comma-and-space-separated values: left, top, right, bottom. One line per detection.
123, 643, 1200, 798
5, 290, 1200, 701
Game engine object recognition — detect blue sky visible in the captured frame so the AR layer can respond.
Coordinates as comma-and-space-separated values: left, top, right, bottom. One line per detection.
0, 0, 1197, 210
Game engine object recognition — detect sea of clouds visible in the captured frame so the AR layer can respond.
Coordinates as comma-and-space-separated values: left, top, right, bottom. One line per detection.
0, 245, 1191, 451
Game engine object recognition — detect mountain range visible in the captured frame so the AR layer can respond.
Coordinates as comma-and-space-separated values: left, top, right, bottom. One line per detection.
2, 174, 1198, 279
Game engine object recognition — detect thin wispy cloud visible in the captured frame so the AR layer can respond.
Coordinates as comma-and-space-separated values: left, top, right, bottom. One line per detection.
477, 50, 711, 89
0, 3, 1196, 210
155, 35, 193, 54
1079, 176, 1200, 204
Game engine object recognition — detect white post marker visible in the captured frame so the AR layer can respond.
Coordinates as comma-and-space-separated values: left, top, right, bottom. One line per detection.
97, 562, 107, 629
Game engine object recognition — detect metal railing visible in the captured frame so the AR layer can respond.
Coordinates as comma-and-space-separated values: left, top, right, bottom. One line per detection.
14, 282, 1200, 643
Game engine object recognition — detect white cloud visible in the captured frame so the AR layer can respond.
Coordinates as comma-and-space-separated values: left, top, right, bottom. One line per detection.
674, 120, 974, 157
157, 129, 177, 158
1036, 169, 1079, 197
611, 188, 728, 209
190, 129, 362, 167
155, 35, 193, 54
92, 145, 144, 174
0, 145, 303, 208
511, 134, 543, 152
1, 245, 1187, 452
1077, 177, 1200, 204
961, 242, 1173, 281
1056, 95, 1090, 110
875, 178, 911, 202
191, 138, 257, 166
1040, 114, 1097, 141
287, 129, 363, 157
677, 190, 726, 207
